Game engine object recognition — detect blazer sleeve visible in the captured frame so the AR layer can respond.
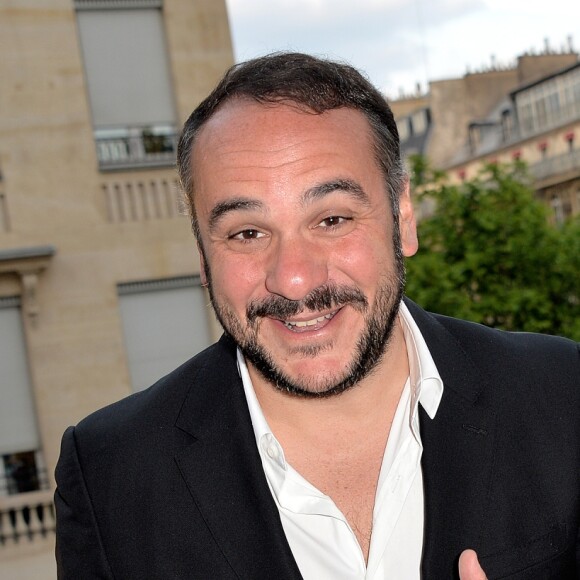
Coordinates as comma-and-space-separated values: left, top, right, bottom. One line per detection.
54, 426, 114, 579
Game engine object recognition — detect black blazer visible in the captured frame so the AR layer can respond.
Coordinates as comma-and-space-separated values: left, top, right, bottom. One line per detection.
55, 300, 580, 579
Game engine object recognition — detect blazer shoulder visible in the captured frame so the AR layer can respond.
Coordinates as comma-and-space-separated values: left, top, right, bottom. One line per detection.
432, 310, 578, 369
405, 298, 579, 405
71, 336, 238, 449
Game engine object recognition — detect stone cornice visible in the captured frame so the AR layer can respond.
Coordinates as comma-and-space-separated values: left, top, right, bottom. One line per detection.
0, 245, 56, 321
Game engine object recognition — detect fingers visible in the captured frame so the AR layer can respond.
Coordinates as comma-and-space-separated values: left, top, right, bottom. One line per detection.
458, 549, 488, 580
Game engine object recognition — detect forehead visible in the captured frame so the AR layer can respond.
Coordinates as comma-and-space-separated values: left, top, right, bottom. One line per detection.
192, 99, 377, 169
190, 100, 384, 216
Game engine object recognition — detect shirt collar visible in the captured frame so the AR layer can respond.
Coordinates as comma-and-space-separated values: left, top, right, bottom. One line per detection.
239, 300, 444, 452
398, 301, 444, 420
237, 349, 287, 469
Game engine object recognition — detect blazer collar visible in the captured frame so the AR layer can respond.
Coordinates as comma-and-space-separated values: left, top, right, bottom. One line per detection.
174, 335, 303, 579
404, 298, 489, 404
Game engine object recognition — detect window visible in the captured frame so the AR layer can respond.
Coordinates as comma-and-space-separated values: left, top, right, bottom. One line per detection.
501, 110, 514, 143
518, 102, 534, 135
118, 276, 212, 392
546, 91, 560, 119
0, 297, 45, 496
411, 110, 427, 134
397, 118, 410, 142
468, 125, 481, 154
557, 68, 580, 122
75, 1, 177, 168
535, 98, 547, 129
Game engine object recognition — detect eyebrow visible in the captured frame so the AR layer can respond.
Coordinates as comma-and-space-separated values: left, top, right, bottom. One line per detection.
208, 198, 264, 232
302, 179, 371, 207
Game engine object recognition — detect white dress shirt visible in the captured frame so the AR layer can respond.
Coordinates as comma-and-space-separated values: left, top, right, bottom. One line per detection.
239, 302, 443, 579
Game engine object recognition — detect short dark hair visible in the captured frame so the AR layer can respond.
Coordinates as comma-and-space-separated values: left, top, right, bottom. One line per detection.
177, 52, 406, 235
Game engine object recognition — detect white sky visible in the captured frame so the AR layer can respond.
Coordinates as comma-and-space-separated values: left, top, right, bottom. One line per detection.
225, 0, 580, 98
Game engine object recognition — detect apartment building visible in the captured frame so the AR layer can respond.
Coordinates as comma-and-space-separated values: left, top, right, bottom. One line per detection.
0, 1, 233, 576
448, 61, 580, 223
391, 43, 580, 222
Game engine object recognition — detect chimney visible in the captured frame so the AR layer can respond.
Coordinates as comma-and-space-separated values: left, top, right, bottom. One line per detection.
544, 37, 550, 54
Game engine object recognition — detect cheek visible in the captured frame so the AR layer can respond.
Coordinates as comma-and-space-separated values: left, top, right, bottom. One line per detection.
329, 232, 393, 285
209, 253, 265, 309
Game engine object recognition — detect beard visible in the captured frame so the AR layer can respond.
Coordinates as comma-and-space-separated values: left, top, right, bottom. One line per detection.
201, 230, 406, 398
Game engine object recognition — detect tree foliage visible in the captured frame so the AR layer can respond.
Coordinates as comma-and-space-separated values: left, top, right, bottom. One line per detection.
405, 156, 580, 340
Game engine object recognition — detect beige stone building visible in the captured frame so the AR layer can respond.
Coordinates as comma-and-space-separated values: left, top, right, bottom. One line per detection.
446, 60, 580, 223
391, 44, 580, 221
0, 0, 233, 576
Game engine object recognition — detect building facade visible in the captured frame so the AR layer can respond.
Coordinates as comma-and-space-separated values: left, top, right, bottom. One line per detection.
0, 1, 233, 576
447, 61, 580, 223
391, 45, 580, 222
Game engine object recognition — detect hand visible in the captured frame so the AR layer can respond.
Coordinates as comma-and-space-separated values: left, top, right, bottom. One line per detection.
459, 549, 488, 580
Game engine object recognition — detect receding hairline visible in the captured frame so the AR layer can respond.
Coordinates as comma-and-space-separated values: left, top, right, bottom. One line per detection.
186, 98, 390, 214
187, 97, 394, 188
191, 96, 378, 146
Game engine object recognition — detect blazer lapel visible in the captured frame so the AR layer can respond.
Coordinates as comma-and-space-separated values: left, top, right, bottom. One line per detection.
174, 337, 303, 580
406, 301, 497, 577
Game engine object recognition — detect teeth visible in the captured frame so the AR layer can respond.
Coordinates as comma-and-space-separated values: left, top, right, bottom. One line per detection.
284, 312, 334, 329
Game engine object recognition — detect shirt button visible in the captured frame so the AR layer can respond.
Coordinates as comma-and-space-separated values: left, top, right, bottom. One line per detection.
267, 446, 279, 459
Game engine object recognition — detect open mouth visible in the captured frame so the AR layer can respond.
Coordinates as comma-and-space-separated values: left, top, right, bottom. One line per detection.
282, 310, 338, 332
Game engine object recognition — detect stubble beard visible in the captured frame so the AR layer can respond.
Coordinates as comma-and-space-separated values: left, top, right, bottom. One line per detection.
202, 233, 406, 398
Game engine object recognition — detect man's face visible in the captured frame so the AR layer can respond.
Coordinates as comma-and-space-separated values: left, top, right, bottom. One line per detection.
192, 100, 418, 397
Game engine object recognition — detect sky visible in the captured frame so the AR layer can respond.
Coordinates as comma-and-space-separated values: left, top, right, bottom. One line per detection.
225, 0, 580, 99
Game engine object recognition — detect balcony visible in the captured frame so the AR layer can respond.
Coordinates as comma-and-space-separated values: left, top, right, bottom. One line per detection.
0, 490, 55, 547
96, 126, 179, 171
530, 148, 580, 182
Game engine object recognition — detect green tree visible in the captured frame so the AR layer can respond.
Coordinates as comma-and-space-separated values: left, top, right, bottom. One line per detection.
405, 158, 580, 340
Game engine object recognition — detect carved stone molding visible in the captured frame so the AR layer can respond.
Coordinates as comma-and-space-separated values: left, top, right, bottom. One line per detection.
0, 246, 56, 322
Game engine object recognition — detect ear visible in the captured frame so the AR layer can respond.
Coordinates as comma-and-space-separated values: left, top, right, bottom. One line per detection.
398, 180, 418, 258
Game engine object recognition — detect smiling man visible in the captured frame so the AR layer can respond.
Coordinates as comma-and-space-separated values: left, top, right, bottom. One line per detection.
55, 54, 579, 580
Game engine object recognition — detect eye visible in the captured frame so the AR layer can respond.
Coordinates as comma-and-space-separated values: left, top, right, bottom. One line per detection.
318, 216, 350, 229
229, 229, 266, 241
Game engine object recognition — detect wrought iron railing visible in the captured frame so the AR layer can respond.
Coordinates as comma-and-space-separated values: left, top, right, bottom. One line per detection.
96, 129, 179, 171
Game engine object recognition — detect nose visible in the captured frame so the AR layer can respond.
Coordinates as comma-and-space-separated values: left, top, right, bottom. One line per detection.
265, 236, 328, 301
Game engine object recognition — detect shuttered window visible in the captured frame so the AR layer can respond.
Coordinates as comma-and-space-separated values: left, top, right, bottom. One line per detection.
76, 6, 175, 128
118, 276, 212, 392
0, 297, 39, 456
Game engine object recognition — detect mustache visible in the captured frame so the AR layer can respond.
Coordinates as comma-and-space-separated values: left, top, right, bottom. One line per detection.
246, 284, 368, 323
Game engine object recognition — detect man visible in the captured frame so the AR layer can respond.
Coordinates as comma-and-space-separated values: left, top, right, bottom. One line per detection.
55, 53, 579, 579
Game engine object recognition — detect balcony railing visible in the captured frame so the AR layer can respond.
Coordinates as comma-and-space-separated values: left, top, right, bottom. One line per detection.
96, 128, 179, 171
530, 148, 580, 182
0, 490, 55, 546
